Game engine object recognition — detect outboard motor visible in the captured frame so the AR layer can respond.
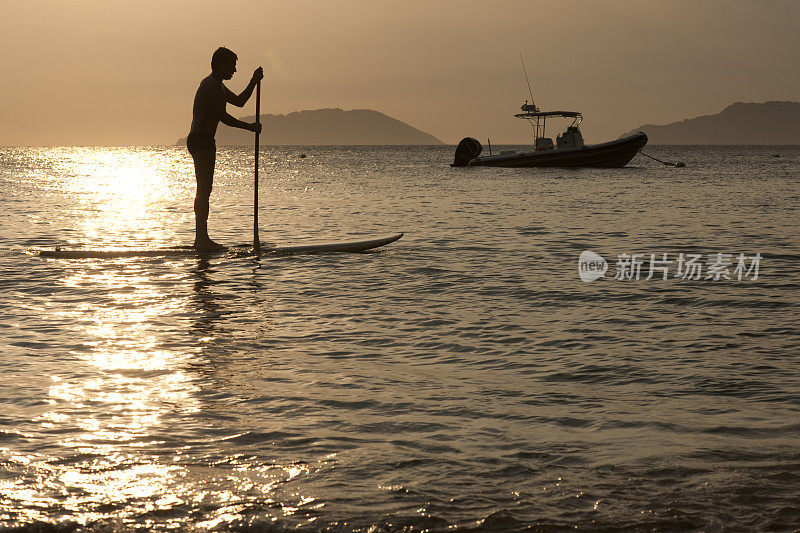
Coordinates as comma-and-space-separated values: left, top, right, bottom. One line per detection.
451, 137, 482, 167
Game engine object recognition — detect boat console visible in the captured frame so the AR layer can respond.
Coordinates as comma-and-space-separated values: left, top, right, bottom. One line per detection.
556, 126, 585, 150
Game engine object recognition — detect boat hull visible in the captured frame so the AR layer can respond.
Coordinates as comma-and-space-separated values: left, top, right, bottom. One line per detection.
468, 132, 647, 168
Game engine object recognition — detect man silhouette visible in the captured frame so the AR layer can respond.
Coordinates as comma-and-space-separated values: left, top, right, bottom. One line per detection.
187, 47, 263, 250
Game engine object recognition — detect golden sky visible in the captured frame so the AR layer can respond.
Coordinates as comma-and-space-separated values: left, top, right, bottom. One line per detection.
1, 0, 798, 145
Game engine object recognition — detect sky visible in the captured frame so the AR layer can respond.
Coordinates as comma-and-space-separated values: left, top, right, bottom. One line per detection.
1, 0, 798, 146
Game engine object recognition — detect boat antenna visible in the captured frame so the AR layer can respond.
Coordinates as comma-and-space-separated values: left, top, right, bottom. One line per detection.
520, 53, 535, 109
520, 53, 540, 138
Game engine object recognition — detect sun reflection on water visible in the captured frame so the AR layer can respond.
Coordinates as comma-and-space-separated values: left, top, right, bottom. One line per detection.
1, 252, 320, 528
3, 144, 323, 527
48, 147, 192, 246
4, 264, 205, 524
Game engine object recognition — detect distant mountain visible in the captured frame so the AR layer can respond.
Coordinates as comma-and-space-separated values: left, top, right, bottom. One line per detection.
177, 108, 443, 146
625, 101, 800, 144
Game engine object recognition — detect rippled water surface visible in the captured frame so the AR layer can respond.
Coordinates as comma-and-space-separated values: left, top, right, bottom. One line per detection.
1, 145, 799, 531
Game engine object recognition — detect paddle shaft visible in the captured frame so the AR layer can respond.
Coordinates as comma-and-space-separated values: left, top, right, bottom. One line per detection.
254, 79, 261, 253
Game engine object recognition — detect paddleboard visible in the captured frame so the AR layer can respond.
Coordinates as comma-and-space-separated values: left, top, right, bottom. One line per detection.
39, 233, 403, 259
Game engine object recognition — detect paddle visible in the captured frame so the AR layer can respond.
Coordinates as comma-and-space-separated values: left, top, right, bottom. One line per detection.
253, 78, 261, 253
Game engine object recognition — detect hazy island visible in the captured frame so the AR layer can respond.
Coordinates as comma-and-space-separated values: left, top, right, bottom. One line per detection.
625, 101, 800, 144
177, 108, 443, 146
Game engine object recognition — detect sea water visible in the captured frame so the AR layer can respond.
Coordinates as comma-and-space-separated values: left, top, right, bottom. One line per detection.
0, 145, 798, 531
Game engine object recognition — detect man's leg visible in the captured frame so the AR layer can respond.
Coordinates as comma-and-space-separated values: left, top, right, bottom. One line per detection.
192, 148, 221, 249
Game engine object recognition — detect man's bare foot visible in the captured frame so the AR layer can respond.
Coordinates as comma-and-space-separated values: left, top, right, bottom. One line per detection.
193, 238, 226, 251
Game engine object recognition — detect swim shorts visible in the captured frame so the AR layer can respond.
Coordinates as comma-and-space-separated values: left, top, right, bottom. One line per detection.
186, 132, 216, 155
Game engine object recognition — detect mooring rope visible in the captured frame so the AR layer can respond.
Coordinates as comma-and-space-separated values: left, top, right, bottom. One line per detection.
637, 141, 686, 167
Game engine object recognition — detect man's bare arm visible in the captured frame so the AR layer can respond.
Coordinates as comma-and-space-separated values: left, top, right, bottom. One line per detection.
219, 112, 262, 133
228, 67, 264, 108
